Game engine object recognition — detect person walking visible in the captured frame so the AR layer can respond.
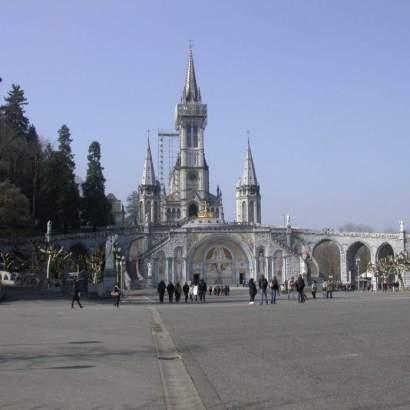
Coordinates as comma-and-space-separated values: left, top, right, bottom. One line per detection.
326, 278, 333, 299
175, 281, 182, 303
71, 279, 83, 309
258, 275, 269, 305
288, 277, 296, 300
248, 278, 257, 304
112, 282, 121, 308
199, 279, 207, 303
270, 276, 279, 304
157, 280, 166, 303
311, 280, 317, 299
296, 274, 305, 303
167, 281, 175, 303
182, 282, 190, 303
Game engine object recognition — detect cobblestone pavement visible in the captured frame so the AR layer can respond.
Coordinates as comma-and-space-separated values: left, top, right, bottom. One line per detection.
1, 289, 409, 409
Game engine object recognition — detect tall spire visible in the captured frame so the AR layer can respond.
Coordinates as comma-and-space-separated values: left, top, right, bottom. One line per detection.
182, 46, 200, 102
141, 137, 156, 186
241, 140, 258, 186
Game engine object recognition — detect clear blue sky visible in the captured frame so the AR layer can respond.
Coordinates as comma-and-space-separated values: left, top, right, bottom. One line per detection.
1, 0, 410, 231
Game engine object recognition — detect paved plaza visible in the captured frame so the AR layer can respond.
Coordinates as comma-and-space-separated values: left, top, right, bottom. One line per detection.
1, 289, 410, 410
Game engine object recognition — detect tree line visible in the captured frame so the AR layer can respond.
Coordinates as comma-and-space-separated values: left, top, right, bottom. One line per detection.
0, 84, 112, 235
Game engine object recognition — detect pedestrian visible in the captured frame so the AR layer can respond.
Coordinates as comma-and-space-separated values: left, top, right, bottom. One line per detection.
182, 282, 189, 303
311, 280, 317, 299
208, 285, 213, 296
175, 281, 182, 303
326, 278, 333, 299
288, 277, 296, 300
189, 284, 194, 301
71, 278, 83, 309
248, 278, 257, 304
258, 275, 269, 305
296, 274, 305, 303
270, 276, 279, 304
157, 280, 166, 303
112, 282, 121, 308
199, 279, 207, 303
193, 283, 198, 301
167, 281, 175, 303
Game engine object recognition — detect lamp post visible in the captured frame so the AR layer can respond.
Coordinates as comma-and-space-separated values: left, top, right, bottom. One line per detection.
356, 257, 361, 291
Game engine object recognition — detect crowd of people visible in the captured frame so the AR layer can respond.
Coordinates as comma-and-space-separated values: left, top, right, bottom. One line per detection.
154, 274, 340, 305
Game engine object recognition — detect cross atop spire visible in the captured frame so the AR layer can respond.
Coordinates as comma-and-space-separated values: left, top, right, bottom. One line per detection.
182, 46, 201, 103
241, 140, 258, 186
141, 137, 156, 186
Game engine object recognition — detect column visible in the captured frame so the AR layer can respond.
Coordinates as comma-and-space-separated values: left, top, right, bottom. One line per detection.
265, 257, 270, 280
165, 257, 169, 282
183, 258, 187, 282
340, 253, 348, 283
271, 257, 275, 280
282, 254, 287, 283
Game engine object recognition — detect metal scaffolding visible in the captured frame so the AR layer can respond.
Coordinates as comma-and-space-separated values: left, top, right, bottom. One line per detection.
157, 129, 179, 190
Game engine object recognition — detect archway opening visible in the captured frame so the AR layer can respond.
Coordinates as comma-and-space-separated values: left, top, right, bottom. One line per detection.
312, 240, 341, 281
346, 242, 371, 287
69, 243, 89, 272
377, 243, 394, 262
188, 203, 198, 218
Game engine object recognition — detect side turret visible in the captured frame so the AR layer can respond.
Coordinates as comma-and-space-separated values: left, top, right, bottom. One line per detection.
236, 141, 261, 224
138, 138, 161, 224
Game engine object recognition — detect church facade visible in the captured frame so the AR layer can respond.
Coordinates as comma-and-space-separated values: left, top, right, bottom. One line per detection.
130, 49, 408, 287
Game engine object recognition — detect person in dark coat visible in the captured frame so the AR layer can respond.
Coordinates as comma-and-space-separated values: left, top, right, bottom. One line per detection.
270, 276, 280, 304
167, 281, 175, 303
157, 280, 166, 303
248, 278, 257, 304
182, 282, 189, 303
199, 279, 207, 303
112, 282, 121, 308
296, 274, 306, 303
258, 275, 269, 305
311, 280, 318, 299
175, 282, 182, 303
71, 279, 83, 308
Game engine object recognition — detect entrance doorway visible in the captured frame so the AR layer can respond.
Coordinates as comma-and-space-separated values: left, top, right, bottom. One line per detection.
189, 203, 198, 218
193, 273, 200, 284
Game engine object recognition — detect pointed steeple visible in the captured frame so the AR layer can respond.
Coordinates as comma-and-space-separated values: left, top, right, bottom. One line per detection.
182, 47, 200, 103
141, 138, 156, 186
241, 141, 258, 186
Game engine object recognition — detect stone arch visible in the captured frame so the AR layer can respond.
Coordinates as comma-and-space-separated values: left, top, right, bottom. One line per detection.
128, 237, 145, 279
312, 239, 341, 281
174, 247, 183, 283
187, 234, 254, 284
346, 241, 371, 286
256, 246, 265, 277
188, 203, 198, 218
177, 209, 181, 219
376, 242, 394, 262
155, 251, 166, 283
273, 249, 283, 279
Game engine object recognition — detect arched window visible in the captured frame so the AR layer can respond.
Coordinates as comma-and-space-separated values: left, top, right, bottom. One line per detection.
177, 209, 181, 219
172, 208, 176, 219
192, 126, 198, 147
167, 208, 171, 220
249, 201, 254, 223
242, 201, 247, 221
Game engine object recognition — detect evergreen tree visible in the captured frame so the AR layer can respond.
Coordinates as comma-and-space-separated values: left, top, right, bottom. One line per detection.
37, 126, 80, 232
81, 141, 111, 228
56, 125, 80, 231
0, 181, 30, 231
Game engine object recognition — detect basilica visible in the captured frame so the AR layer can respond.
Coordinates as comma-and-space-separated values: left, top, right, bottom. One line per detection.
127, 48, 406, 287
